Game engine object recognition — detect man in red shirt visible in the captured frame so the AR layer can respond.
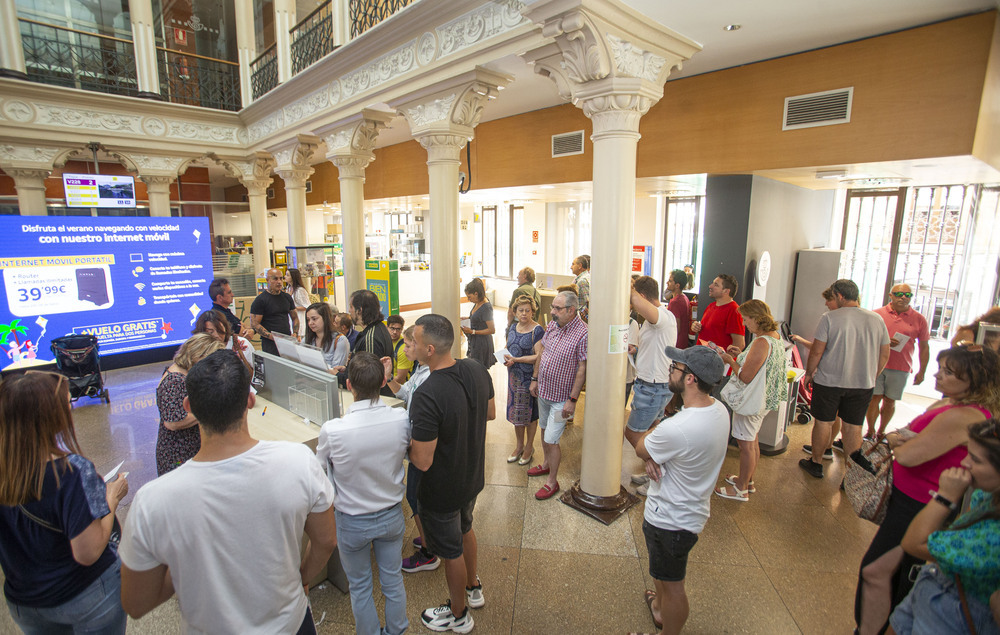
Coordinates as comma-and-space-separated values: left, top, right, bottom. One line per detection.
866, 283, 930, 437
692, 274, 746, 355
665, 269, 691, 349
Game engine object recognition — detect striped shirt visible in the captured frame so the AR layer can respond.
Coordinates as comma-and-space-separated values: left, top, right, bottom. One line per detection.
538, 315, 588, 402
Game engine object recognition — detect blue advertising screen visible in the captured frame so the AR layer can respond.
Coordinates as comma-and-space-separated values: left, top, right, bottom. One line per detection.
0, 216, 212, 371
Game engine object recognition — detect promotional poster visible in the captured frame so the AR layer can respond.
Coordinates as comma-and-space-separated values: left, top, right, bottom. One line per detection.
0, 217, 212, 371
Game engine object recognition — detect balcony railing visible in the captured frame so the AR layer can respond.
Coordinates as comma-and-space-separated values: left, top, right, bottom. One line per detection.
350, 0, 416, 38
19, 18, 139, 97
157, 48, 241, 112
291, 0, 336, 74
250, 45, 278, 100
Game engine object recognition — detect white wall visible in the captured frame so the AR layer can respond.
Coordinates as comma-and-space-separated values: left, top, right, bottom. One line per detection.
746, 176, 837, 322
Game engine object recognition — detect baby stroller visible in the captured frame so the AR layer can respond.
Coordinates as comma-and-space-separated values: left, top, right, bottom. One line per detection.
50, 333, 110, 403
780, 323, 812, 424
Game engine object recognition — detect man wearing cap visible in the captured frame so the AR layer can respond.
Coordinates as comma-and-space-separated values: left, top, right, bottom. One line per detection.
866, 283, 929, 438
635, 345, 730, 635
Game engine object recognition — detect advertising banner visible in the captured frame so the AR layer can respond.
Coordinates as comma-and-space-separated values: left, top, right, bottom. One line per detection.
0, 217, 212, 371
365, 259, 399, 317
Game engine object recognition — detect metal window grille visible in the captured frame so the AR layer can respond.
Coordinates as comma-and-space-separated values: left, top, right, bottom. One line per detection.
661, 196, 704, 289
19, 18, 139, 97
157, 48, 241, 111
250, 45, 278, 99
291, 1, 335, 74
350, 0, 416, 38
839, 189, 904, 310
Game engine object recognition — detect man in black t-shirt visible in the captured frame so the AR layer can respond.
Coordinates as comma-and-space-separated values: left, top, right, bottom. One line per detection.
249, 269, 298, 357
408, 314, 495, 633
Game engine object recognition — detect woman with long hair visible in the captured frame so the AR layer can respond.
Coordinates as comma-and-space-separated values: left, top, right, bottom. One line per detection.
304, 302, 349, 372
854, 344, 1000, 634
0, 372, 129, 633
155, 333, 223, 476
714, 299, 787, 502
285, 268, 310, 337
192, 309, 253, 376
461, 277, 495, 368
503, 294, 544, 466
890, 418, 1000, 634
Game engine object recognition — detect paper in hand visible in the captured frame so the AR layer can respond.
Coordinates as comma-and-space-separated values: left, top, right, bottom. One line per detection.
103, 461, 125, 483
461, 318, 471, 329
495, 347, 511, 364
890, 333, 909, 352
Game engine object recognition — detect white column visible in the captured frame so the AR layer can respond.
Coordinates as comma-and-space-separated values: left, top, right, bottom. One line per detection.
8, 168, 49, 215
246, 179, 273, 275
322, 110, 394, 299
127, 0, 161, 98
138, 175, 174, 216
273, 0, 294, 83
271, 136, 319, 248
0, 0, 26, 79
331, 0, 350, 46
233, 0, 255, 107
522, 0, 700, 518
394, 70, 511, 357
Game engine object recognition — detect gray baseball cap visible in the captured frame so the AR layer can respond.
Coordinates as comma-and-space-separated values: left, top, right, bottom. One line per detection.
665, 345, 724, 386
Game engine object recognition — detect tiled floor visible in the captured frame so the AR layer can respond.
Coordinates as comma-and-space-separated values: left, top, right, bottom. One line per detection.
0, 315, 934, 634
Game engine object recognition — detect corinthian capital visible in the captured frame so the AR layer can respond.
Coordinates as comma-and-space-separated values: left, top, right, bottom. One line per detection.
392, 67, 512, 142
321, 109, 396, 178
270, 135, 320, 175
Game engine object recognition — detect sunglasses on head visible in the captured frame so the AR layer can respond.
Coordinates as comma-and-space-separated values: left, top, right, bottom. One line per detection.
891, 292, 913, 298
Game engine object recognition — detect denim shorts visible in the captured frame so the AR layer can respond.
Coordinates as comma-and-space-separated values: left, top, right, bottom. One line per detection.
642, 520, 699, 582
420, 496, 477, 560
538, 397, 568, 444
627, 379, 673, 432
889, 564, 1000, 635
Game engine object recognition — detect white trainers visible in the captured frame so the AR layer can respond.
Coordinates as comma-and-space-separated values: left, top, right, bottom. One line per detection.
422, 600, 475, 633
466, 576, 485, 608
631, 473, 650, 485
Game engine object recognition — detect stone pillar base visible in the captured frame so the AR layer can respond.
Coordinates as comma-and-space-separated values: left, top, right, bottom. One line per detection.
137, 90, 164, 101
0, 68, 27, 80
559, 480, 639, 526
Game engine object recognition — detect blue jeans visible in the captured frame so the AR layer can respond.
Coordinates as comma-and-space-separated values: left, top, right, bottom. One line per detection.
890, 564, 1000, 635
5, 559, 126, 635
335, 504, 408, 635
626, 379, 673, 432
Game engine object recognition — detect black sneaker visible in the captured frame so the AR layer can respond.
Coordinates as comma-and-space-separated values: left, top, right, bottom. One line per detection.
422, 600, 474, 633
801, 445, 833, 460
798, 458, 824, 479
832, 439, 844, 453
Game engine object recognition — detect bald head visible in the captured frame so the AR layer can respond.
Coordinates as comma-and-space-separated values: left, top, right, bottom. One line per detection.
266, 268, 283, 294
889, 283, 912, 312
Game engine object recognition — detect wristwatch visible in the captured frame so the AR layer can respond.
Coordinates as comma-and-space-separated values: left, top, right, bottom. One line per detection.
569, 396, 578, 403
929, 490, 959, 511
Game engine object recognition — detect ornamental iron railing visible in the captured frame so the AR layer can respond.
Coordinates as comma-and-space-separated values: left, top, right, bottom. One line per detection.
350, 0, 416, 38
19, 18, 139, 97
250, 44, 278, 99
291, 0, 335, 74
157, 48, 241, 111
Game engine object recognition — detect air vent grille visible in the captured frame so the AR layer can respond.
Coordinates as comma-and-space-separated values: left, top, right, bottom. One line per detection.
552, 130, 585, 157
783, 87, 853, 130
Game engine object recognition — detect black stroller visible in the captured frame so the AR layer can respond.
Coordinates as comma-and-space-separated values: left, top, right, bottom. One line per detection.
50, 333, 110, 403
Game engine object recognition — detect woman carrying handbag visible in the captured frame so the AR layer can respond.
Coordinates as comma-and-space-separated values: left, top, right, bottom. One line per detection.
889, 418, 1000, 635
855, 344, 1000, 635
714, 300, 787, 502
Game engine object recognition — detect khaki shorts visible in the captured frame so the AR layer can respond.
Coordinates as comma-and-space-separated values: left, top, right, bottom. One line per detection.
873, 368, 908, 401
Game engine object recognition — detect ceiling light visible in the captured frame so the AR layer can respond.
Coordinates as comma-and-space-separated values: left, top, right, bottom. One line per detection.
539, 185, 555, 189
815, 169, 846, 180
724, 24, 741, 31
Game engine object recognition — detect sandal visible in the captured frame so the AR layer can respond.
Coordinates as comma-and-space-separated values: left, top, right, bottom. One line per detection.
507, 449, 523, 463
724, 474, 756, 494
518, 451, 534, 466
644, 590, 663, 630
715, 483, 749, 502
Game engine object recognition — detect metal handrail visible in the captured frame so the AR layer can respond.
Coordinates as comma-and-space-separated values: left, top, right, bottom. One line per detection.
251, 44, 276, 67
291, 0, 332, 37
155, 45, 238, 66
18, 18, 132, 44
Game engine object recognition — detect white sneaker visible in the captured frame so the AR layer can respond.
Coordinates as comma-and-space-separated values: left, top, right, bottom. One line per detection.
422, 601, 475, 633
631, 473, 649, 485
466, 576, 485, 608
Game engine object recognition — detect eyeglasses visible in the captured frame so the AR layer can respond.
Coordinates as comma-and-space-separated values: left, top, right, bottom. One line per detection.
551, 305, 567, 311
669, 362, 691, 376
955, 341, 984, 353
891, 292, 913, 298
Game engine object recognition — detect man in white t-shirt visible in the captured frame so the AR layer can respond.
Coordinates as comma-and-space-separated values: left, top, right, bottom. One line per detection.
120, 351, 337, 635
316, 351, 411, 635
636, 345, 729, 635
626, 276, 678, 494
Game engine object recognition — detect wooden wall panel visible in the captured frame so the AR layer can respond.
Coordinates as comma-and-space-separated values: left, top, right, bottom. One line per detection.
305, 161, 341, 206
367, 140, 429, 199
973, 14, 1000, 171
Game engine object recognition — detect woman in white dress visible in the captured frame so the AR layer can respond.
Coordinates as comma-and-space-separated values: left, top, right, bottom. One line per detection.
285, 268, 310, 337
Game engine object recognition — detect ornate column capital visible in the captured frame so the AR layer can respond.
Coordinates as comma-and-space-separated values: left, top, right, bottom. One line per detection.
0, 144, 67, 172
270, 135, 319, 185
5, 167, 50, 188
392, 67, 512, 158
136, 174, 175, 193
242, 178, 272, 197
520, 0, 700, 132
321, 108, 396, 179
127, 153, 187, 177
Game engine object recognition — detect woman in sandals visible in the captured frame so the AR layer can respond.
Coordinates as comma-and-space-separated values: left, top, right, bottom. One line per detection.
714, 300, 787, 502
0, 372, 129, 633
503, 295, 544, 466
854, 344, 1000, 634
890, 418, 1000, 634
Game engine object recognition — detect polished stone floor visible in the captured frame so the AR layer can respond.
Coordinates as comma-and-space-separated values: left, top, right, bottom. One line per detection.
0, 317, 932, 635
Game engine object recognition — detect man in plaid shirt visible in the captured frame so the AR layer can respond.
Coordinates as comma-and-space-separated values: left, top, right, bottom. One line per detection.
528, 291, 588, 501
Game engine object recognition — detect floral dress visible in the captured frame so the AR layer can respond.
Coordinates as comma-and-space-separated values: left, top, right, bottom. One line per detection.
155, 370, 200, 476
467, 301, 495, 368
506, 323, 544, 425
735, 334, 787, 412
